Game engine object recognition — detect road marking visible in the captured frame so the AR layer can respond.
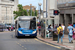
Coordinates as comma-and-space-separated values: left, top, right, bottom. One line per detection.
22, 46, 23, 47
21, 40, 23, 41
20, 44, 21, 46
25, 48, 27, 49
24, 40, 26, 42
34, 38, 61, 49
16, 41, 20, 45
18, 43, 20, 44
27, 39, 29, 42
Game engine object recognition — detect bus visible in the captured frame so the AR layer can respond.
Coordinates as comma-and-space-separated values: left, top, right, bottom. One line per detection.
15, 16, 37, 37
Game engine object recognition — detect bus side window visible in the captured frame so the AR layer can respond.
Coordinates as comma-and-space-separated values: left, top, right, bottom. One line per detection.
30, 21, 36, 29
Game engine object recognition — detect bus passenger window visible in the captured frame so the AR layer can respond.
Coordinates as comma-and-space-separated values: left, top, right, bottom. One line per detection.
30, 21, 36, 29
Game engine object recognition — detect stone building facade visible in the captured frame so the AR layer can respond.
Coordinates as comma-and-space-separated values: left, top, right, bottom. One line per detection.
23, 5, 35, 11
57, 0, 75, 33
0, 0, 18, 24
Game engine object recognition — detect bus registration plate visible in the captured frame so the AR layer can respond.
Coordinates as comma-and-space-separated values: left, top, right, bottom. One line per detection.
25, 35, 29, 36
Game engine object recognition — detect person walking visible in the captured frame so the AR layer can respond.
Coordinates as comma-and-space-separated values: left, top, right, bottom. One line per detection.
47, 24, 53, 38
62, 24, 65, 38
55, 24, 59, 29
11, 26, 13, 31
38, 22, 41, 35
57, 24, 63, 44
73, 24, 75, 40
67, 23, 73, 43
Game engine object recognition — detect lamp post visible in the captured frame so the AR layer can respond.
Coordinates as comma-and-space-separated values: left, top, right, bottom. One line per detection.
46, 0, 47, 18
34, 6, 36, 16
30, 4, 32, 16
10, 7, 13, 24
5, 5, 7, 25
38, 3, 42, 21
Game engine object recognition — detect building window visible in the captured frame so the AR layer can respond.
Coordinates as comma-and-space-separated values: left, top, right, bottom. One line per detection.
10, 0, 14, 1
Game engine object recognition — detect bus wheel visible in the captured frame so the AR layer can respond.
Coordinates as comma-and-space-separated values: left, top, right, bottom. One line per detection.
15, 35, 19, 38
34, 36, 37, 38
16, 36, 19, 38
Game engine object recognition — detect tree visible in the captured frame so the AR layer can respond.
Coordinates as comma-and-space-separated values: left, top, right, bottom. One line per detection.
35, 10, 37, 16
14, 4, 28, 19
29, 10, 37, 16
14, 4, 38, 19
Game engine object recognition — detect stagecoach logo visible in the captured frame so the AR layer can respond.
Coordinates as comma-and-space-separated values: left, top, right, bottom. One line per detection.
24, 31, 31, 33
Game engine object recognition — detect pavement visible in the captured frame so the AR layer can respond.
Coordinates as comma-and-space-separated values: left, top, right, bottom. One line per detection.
37, 33, 75, 50
0, 31, 61, 50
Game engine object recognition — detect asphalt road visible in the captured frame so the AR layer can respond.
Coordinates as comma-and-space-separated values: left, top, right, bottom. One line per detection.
0, 32, 61, 50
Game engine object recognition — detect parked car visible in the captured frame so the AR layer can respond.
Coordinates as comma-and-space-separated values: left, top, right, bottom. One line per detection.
5, 24, 11, 31
0, 24, 6, 32
11, 24, 15, 29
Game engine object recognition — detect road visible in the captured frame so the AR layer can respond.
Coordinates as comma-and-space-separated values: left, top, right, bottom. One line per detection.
0, 32, 61, 50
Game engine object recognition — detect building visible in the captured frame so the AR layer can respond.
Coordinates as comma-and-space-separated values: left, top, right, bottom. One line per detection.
57, 0, 75, 33
43, 0, 59, 26
23, 5, 35, 11
0, 0, 18, 24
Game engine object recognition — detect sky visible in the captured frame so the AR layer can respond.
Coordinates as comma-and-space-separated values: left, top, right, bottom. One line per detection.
19, 0, 43, 10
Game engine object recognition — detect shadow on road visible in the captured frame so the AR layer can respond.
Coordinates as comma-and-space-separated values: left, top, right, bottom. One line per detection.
16, 36, 37, 39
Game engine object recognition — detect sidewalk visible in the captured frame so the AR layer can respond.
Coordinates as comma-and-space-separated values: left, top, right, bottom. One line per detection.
37, 33, 75, 50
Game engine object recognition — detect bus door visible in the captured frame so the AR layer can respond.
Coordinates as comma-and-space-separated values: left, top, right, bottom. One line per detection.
30, 18, 36, 30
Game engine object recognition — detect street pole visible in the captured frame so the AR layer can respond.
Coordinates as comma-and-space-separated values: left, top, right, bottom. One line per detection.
30, 4, 32, 16
46, 0, 47, 18
34, 6, 36, 16
6, 6, 7, 25
10, 8, 13, 24
38, 3, 42, 21
5, 5, 7, 29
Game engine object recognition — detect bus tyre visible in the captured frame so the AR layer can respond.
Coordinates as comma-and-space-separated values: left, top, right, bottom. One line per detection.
34, 36, 37, 38
15, 34, 19, 38
16, 36, 19, 38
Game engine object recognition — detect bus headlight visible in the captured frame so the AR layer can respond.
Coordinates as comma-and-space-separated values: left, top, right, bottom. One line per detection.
18, 31, 22, 34
32, 31, 36, 34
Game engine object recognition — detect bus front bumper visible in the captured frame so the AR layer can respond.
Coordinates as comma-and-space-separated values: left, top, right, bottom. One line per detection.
17, 32, 37, 36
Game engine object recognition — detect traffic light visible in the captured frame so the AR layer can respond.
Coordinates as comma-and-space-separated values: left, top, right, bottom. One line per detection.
54, 10, 59, 15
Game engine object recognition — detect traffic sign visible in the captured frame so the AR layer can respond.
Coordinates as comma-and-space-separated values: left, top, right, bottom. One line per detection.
54, 10, 59, 15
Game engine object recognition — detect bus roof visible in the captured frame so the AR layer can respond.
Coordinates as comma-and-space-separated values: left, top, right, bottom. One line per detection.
15, 16, 36, 21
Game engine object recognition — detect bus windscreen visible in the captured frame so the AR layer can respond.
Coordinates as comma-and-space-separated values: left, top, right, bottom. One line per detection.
18, 20, 36, 30
18, 20, 30, 29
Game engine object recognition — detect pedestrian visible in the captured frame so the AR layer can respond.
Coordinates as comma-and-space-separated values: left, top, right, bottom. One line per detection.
11, 26, 13, 31
73, 24, 75, 40
62, 24, 65, 38
67, 23, 73, 43
57, 24, 63, 44
55, 24, 59, 29
48, 24, 53, 38
48, 24, 51, 29
38, 22, 41, 35
54, 24, 56, 28
9, 27, 11, 31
